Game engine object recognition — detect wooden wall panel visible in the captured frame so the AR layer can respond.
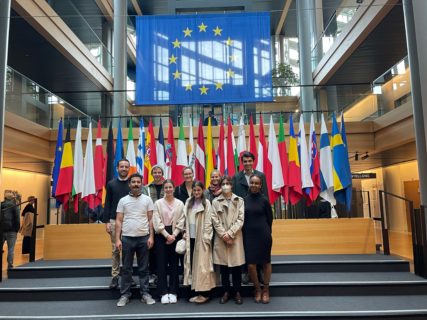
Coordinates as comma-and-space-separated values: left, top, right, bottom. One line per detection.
44, 218, 375, 260
44, 224, 111, 260
272, 218, 376, 255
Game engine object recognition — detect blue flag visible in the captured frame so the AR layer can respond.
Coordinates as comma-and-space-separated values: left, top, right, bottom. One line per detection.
114, 120, 124, 177
136, 12, 272, 105
331, 114, 352, 211
52, 119, 63, 206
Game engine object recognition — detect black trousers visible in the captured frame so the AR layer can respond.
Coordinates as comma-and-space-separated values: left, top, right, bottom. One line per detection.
155, 226, 179, 296
220, 265, 242, 293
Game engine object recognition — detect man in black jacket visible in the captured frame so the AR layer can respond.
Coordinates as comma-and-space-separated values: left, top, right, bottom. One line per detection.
103, 159, 131, 289
1, 190, 20, 269
232, 151, 268, 200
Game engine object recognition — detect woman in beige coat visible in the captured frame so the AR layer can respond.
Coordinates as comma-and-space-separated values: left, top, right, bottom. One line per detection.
211, 176, 245, 304
180, 181, 216, 304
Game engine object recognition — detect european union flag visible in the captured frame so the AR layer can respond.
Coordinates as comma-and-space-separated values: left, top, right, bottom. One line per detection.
136, 12, 272, 105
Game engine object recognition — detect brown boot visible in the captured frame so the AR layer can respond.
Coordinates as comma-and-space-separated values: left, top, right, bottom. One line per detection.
261, 285, 270, 304
254, 284, 262, 303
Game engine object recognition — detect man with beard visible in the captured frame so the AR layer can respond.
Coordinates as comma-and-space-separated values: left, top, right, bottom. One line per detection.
115, 173, 155, 307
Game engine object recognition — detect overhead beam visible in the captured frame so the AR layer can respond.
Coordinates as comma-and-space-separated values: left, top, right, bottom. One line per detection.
275, 0, 292, 35
131, 0, 142, 16
12, 0, 113, 91
95, 0, 113, 23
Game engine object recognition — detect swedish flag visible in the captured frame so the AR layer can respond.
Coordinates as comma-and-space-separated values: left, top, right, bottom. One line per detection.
331, 114, 352, 211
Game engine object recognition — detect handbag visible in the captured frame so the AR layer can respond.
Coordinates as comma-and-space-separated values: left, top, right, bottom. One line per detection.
175, 239, 186, 255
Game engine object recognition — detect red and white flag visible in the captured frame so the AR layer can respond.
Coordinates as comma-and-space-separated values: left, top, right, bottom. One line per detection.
248, 114, 258, 168
237, 116, 247, 171
94, 120, 104, 207
82, 122, 96, 209
226, 116, 237, 177
217, 118, 226, 175
195, 117, 205, 183
268, 115, 284, 204
256, 115, 270, 203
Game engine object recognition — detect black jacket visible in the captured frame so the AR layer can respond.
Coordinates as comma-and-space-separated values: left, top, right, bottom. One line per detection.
1, 199, 20, 232
232, 169, 269, 200
174, 182, 191, 204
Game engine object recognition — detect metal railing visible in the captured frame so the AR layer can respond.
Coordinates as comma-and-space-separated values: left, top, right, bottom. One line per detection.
378, 190, 414, 256
0, 198, 38, 282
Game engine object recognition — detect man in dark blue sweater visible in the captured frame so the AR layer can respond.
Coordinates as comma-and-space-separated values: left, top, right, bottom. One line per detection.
103, 159, 131, 289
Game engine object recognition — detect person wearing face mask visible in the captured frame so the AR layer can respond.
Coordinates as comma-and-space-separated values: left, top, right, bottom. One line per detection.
211, 176, 245, 305
204, 170, 222, 202
179, 181, 215, 304
243, 174, 273, 304
152, 179, 185, 304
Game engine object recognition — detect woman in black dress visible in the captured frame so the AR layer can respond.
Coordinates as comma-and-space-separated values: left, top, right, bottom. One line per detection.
243, 174, 272, 304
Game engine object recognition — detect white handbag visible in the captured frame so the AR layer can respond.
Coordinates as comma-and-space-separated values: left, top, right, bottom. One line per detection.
175, 239, 186, 255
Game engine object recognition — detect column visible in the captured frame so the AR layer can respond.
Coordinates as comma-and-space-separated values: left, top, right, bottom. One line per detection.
402, 0, 427, 206
112, 0, 127, 125
296, 0, 317, 116
0, 0, 11, 183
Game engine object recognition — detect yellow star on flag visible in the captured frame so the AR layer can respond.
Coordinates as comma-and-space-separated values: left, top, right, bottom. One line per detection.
215, 82, 223, 90
199, 85, 209, 95
173, 70, 182, 79
213, 26, 222, 36
198, 22, 207, 32
185, 84, 193, 91
183, 27, 193, 37
169, 54, 178, 64
172, 38, 181, 48
226, 37, 233, 46
227, 68, 235, 78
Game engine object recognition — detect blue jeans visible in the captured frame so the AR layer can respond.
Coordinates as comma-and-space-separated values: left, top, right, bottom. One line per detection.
2, 231, 17, 268
120, 235, 150, 298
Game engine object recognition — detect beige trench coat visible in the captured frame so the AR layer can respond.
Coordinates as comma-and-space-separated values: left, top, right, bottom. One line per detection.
211, 194, 245, 267
180, 199, 216, 292
20, 212, 34, 237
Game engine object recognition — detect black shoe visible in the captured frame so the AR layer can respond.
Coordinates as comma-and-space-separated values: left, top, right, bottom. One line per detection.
220, 292, 230, 304
109, 277, 119, 289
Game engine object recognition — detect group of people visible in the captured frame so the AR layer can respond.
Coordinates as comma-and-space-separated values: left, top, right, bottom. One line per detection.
103, 151, 273, 307
1, 191, 36, 269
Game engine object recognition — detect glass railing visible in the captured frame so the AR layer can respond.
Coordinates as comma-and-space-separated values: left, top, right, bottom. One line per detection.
311, 5, 360, 69
5, 56, 411, 130
5, 67, 90, 129
48, 0, 113, 73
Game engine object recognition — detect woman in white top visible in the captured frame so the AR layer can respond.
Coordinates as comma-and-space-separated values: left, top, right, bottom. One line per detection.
180, 181, 216, 304
153, 179, 185, 304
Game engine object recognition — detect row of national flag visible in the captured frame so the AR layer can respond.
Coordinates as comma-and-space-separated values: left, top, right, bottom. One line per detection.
51, 113, 352, 212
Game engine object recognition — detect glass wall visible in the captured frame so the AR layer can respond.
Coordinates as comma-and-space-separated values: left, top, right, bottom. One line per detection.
5, 67, 90, 129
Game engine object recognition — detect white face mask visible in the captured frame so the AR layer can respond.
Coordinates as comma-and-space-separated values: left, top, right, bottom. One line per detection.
221, 185, 232, 193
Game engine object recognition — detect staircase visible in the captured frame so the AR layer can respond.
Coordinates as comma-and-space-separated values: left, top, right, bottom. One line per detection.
1, 254, 427, 319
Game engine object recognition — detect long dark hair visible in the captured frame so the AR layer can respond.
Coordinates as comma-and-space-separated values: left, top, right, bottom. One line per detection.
188, 180, 207, 209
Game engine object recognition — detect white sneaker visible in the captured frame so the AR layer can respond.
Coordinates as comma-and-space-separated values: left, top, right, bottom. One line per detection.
161, 294, 170, 304
141, 293, 156, 305
117, 295, 129, 307
168, 294, 177, 304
